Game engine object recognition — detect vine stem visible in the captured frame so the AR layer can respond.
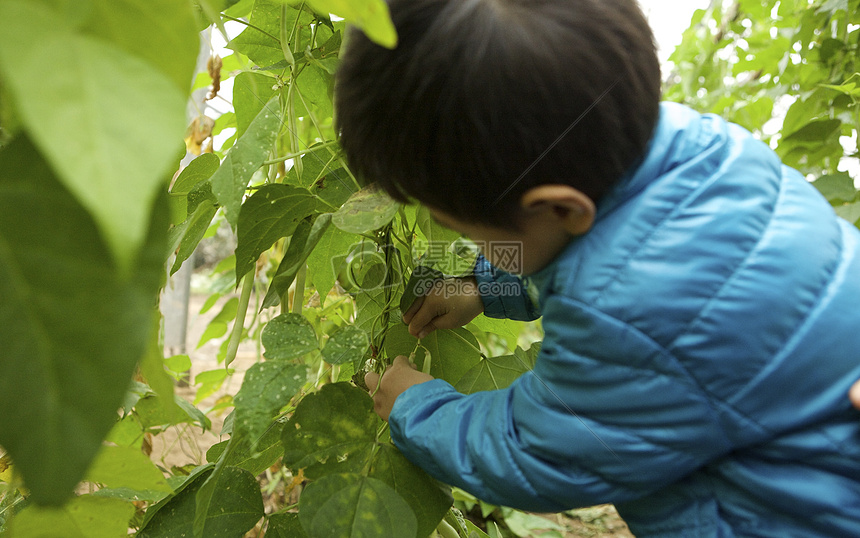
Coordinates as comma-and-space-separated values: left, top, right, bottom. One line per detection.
261, 140, 339, 166
225, 270, 255, 368
292, 264, 307, 315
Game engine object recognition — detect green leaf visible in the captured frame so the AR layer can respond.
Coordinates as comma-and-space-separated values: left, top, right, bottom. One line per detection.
384, 325, 482, 385
85, 446, 172, 494
235, 184, 322, 281
262, 213, 334, 310
299, 473, 416, 538
835, 201, 860, 226
197, 297, 239, 349
233, 72, 279, 138
206, 421, 286, 476
0, 137, 167, 506
91, 486, 170, 503
135, 394, 212, 432
6, 495, 134, 538
291, 0, 398, 49
321, 325, 370, 365
282, 383, 379, 479
266, 513, 309, 537
813, 173, 859, 204
84, 0, 200, 92
782, 118, 842, 142
138, 325, 185, 423
262, 313, 320, 360
0, 1, 189, 268
455, 345, 540, 394
306, 224, 361, 304
171, 154, 221, 196
168, 186, 219, 275
228, 0, 315, 67
234, 362, 307, 442
295, 64, 334, 119
137, 466, 263, 538
368, 445, 452, 538
210, 96, 282, 228
332, 184, 401, 234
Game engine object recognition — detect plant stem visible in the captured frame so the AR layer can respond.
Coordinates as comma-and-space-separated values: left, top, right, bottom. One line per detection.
221, 14, 279, 43
293, 264, 307, 315
261, 140, 339, 166
225, 270, 254, 368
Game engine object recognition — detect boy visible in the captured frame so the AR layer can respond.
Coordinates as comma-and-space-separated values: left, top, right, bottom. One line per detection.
335, 0, 860, 535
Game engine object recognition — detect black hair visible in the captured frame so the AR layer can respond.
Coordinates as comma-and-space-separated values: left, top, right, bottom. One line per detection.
335, 0, 662, 228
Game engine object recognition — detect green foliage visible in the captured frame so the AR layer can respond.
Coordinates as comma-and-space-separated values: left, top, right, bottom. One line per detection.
665, 0, 860, 207
3, 0, 856, 536
0, 0, 197, 268
0, 137, 168, 506
137, 466, 263, 537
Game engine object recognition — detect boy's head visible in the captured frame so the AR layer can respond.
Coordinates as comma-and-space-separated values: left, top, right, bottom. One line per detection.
335, 0, 662, 230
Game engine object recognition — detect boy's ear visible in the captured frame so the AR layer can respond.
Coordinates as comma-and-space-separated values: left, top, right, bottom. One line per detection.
519, 185, 596, 235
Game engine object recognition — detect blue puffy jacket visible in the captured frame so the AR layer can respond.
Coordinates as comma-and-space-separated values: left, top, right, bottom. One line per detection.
389, 102, 860, 536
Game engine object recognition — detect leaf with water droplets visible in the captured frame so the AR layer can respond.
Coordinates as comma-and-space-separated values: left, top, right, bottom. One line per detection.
235, 184, 323, 283
282, 383, 379, 479
261, 313, 319, 361
137, 466, 263, 538
299, 473, 416, 538
210, 96, 281, 228
332, 184, 400, 234
234, 362, 307, 444
321, 325, 370, 366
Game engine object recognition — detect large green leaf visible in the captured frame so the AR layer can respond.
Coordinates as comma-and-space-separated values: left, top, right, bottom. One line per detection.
228, 0, 315, 67
137, 466, 263, 538
266, 513, 309, 537
0, 137, 167, 506
210, 96, 282, 228
85, 0, 199, 91
455, 345, 540, 394
368, 445, 452, 538
332, 184, 401, 234
233, 71, 278, 138
85, 446, 173, 495
836, 201, 860, 226
282, 383, 379, 479
261, 313, 320, 360
306, 224, 360, 304
206, 421, 286, 476
813, 172, 859, 204
286, 0, 397, 48
383, 325, 482, 385
299, 473, 416, 538
0, 1, 191, 268
262, 214, 334, 309
233, 361, 307, 442
6, 495, 134, 538
235, 184, 322, 281
321, 325, 370, 366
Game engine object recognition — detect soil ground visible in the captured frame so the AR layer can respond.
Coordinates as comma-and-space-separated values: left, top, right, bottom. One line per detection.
152, 293, 634, 537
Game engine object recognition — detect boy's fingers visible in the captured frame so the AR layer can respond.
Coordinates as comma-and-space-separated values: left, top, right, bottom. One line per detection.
407, 302, 443, 338
402, 296, 425, 324
392, 355, 417, 369
364, 371, 380, 391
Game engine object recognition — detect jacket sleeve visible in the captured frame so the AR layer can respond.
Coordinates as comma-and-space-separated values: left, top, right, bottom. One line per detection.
388, 293, 733, 512
473, 255, 541, 321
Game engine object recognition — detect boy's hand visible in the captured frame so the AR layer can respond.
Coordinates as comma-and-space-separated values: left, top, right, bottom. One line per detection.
365, 356, 433, 421
402, 276, 484, 339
